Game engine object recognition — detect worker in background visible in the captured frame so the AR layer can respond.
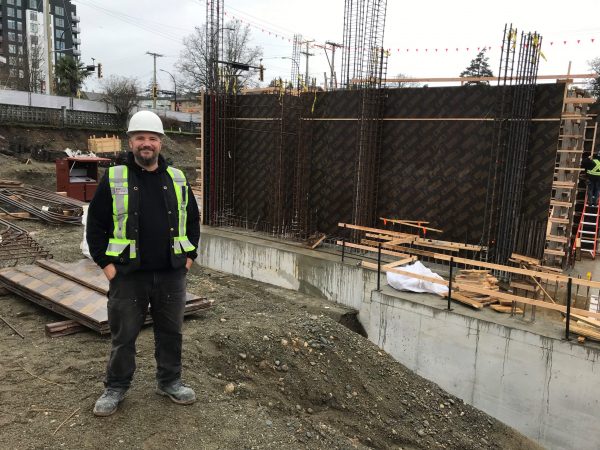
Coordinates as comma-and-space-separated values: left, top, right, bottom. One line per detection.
582, 155, 600, 206
86, 110, 200, 417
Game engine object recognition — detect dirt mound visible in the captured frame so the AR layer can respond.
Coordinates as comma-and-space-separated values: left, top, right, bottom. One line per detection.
0, 221, 541, 450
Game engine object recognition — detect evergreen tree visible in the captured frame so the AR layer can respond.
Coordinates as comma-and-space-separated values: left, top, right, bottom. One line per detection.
54, 55, 91, 96
460, 49, 494, 85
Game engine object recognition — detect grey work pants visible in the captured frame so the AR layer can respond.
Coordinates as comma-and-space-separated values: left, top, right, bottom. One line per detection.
105, 267, 187, 390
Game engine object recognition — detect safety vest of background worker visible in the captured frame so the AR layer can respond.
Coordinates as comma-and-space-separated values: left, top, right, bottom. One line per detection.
585, 158, 600, 177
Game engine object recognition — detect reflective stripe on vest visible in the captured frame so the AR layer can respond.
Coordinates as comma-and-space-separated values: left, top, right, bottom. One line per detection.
588, 159, 600, 176
167, 166, 195, 254
106, 165, 136, 258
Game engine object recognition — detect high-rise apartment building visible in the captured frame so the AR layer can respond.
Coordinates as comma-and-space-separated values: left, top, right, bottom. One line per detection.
0, 0, 80, 93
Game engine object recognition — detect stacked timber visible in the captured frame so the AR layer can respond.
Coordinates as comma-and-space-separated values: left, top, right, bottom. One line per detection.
453, 269, 504, 309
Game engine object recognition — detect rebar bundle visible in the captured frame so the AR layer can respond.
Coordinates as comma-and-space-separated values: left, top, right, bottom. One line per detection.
482, 25, 542, 265
291, 34, 303, 91
0, 186, 84, 224
340, 0, 388, 231
0, 218, 52, 267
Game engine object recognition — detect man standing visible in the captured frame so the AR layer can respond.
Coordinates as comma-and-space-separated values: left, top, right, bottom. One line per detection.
583, 155, 600, 206
87, 110, 200, 416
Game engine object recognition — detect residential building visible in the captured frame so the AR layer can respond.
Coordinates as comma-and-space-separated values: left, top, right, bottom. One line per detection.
0, 0, 80, 93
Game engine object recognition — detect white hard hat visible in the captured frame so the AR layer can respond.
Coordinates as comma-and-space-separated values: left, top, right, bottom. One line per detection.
127, 110, 165, 135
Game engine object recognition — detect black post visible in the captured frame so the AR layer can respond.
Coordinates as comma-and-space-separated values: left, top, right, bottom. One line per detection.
377, 243, 382, 291
565, 277, 572, 340
448, 257, 454, 310
341, 225, 346, 262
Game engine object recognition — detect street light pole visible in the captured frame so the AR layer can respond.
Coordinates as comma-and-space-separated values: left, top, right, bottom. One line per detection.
160, 69, 177, 111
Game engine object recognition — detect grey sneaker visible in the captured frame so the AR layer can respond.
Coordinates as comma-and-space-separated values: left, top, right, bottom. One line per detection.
156, 380, 196, 405
93, 388, 126, 417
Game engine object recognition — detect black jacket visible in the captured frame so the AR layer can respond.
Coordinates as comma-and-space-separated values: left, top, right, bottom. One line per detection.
86, 153, 200, 273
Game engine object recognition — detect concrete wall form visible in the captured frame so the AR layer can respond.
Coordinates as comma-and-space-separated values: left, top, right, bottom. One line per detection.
198, 228, 600, 450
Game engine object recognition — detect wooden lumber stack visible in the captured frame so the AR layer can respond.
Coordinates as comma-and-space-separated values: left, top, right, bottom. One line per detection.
454, 269, 502, 309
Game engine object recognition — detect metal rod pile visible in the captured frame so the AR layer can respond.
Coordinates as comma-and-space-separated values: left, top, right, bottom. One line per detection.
0, 186, 84, 225
0, 218, 52, 266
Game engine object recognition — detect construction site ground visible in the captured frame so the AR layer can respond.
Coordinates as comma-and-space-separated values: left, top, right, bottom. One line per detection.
0, 141, 541, 449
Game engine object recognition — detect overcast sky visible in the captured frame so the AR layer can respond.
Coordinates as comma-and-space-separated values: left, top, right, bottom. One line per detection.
76, 0, 600, 92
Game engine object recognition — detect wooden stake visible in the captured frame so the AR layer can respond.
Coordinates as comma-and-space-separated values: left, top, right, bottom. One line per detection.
0, 315, 24, 338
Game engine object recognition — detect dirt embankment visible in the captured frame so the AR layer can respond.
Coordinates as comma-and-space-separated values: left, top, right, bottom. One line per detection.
0, 125, 199, 190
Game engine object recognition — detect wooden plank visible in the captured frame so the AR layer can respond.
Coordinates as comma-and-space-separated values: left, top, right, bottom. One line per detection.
45, 320, 86, 338
339, 222, 409, 238
547, 217, 570, 224
308, 234, 327, 250
569, 322, 600, 341
379, 217, 443, 233
549, 200, 572, 207
337, 241, 413, 260
374, 73, 595, 84
416, 238, 482, 252
362, 239, 438, 259
510, 281, 539, 292
510, 253, 541, 265
546, 235, 569, 243
552, 181, 575, 188
544, 248, 566, 256
564, 97, 596, 104
382, 256, 418, 269
362, 261, 448, 287
449, 292, 484, 309
386, 237, 418, 246
490, 304, 523, 314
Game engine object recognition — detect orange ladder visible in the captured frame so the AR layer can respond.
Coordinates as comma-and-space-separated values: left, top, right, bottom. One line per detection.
573, 192, 600, 259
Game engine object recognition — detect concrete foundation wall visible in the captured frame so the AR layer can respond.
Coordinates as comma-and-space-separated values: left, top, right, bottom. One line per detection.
198, 228, 600, 450
367, 290, 600, 450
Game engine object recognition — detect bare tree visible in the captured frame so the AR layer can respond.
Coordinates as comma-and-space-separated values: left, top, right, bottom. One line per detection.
15, 36, 46, 92
391, 73, 422, 88
587, 57, 600, 98
101, 75, 140, 128
176, 20, 263, 94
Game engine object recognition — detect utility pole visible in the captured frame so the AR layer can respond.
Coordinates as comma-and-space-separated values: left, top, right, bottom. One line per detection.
300, 40, 314, 88
146, 51, 163, 109
325, 41, 343, 89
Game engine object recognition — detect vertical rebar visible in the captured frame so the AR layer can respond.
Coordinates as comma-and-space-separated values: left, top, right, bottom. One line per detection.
565, 277, 572, 340
448, 257, 454, 310
377, 242, 382, 291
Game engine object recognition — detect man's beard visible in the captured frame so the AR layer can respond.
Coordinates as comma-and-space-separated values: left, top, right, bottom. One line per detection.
134, 149, 158, 167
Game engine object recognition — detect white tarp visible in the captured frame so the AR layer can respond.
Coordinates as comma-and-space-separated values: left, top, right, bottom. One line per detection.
386, 260, 448, 296
80, 204, 92, 259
